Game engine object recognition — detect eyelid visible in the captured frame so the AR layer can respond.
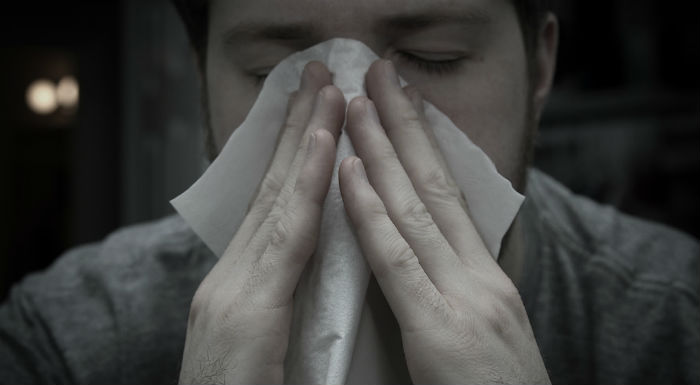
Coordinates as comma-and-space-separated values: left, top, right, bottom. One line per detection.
400, 50, 469, 61
394, 50, 465, 76
250, 66, 274, 75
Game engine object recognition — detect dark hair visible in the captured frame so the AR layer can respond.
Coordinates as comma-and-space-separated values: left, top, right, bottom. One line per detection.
172, 0, 553, 160
512, 0, 554, 53
171, 0, 553, 66
172, 0, 208, 64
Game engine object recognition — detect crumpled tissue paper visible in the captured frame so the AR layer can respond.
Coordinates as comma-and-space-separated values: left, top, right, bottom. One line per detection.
171, 38, 524, 384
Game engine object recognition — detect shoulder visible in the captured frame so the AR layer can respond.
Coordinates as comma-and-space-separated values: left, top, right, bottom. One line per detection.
3, 215, 217, 384
94, 214, 208, 264
23, 214, 215, 295
524, 169, 699, 384
526, 168, 699, 292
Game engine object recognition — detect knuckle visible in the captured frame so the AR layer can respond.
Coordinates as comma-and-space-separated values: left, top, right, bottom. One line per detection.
270, 211, 293, 248
401, 109, 422, 127
419, 166, 462, 204
371, 147, 400, 169
254, 173, 285, 206
188, 283, 214, 328
397, 197, 434, 229
414, 282, 445, 316
356, 194, 390, 227
451, 313, 483, 349
486, 276, 522, 308
282, 115, 308, 136
383, 236, 416, 273
479, 300, 511, 336
216, 302, 249, 339
498, 281, 522, 305
282, 117, 310, 138
477, 281, 525, 336
268, 184, 293, 217
246, 198, 272, 223
240, 262, 269, 299
366, 202, 389, 219
270, 206, 315, 255
188, 280, 249, 331
497, 281, 529, 321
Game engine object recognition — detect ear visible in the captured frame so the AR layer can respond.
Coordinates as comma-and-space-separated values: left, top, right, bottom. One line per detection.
532, 12, 559, 123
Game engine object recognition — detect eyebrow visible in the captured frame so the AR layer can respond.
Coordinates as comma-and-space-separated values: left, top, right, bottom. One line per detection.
223, 22, 318, 43
222, 9, 492, 45
383, 9, 492, 32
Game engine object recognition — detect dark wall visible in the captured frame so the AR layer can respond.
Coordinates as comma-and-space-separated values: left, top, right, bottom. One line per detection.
0, 1, 122, 299
536, 0, 700, 238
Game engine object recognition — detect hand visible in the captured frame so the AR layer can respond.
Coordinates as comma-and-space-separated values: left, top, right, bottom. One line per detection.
339, 60, 550, 384
179, 62, 346, 384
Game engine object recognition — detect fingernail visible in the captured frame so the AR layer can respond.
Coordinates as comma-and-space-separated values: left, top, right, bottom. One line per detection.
314, 88, 326, 109
307, 132, 317, 155
300, 64, 313, 89
385, 60, 400, 86
353, 158, 368, 182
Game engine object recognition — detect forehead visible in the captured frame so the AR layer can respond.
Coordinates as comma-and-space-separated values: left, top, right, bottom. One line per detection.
209, 0, 514, 38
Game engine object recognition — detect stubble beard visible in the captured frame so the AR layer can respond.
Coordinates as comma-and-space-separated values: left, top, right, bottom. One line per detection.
513, 90, 539, 194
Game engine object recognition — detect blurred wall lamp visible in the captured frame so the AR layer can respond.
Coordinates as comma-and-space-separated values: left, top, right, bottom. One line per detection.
26, 76, 79, 115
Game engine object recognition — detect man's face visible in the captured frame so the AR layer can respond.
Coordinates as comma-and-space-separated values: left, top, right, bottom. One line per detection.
205, 0, 538, 190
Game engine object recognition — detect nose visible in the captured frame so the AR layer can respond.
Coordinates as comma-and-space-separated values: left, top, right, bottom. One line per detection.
314, 25, 391, 61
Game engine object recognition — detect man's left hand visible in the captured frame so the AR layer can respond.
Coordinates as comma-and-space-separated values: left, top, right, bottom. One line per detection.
338, 59, 550, 385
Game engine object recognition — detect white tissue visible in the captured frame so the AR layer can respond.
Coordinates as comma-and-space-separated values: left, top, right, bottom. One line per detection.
171, 38, 524, 384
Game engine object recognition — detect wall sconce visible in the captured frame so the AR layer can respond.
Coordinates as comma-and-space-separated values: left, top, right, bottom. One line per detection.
26, 79, 57, 115
25, 75, 79, 115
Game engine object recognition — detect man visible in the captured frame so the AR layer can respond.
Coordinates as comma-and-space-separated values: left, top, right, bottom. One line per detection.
0, 0, 697, 384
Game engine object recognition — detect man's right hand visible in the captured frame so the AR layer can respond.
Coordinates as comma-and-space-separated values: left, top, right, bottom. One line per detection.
178, 62, 345, 385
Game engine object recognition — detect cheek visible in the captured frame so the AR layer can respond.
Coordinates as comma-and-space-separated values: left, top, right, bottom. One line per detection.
206, 65, 260, 152
402, 61, 529, 182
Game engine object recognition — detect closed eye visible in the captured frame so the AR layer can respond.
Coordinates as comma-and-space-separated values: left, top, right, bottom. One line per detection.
250, 67, 273, 85
255, 73, 269, 85
395, 51, 466, 76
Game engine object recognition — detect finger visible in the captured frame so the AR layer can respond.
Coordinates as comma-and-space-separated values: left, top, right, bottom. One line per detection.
339, 156, 448, 331
404, 86, 470, 219
252, 61, 333, 212
404, 86, 455, 197
242, 84, 345, 263
366, 60, 491, 264
252, 130, 337, 307
345, 97, 462, 292
226, 61, 333, 260
403, 86, 481, 259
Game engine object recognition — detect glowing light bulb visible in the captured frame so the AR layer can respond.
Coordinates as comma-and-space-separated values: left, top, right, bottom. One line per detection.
56, 76, 79, 108
26, 79, 57, 115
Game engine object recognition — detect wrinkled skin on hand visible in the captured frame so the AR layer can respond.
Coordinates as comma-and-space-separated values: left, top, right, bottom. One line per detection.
338, 60, 550, 385
178, 62, 345, 384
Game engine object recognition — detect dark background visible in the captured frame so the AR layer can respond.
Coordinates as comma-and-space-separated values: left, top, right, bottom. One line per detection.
1, 0, 698, 300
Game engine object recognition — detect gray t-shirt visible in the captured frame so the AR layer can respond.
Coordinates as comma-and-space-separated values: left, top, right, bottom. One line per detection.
1, 169, 698, 384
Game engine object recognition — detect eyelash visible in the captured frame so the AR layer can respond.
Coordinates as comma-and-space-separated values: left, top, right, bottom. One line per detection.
255, 74, 269, 85
251, 51, 464, 84
395, 51, 464, 76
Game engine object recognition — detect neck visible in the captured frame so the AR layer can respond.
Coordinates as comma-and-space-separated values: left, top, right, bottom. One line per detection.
498, 209, 526, 288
